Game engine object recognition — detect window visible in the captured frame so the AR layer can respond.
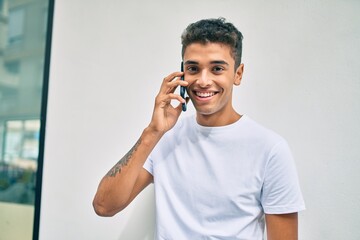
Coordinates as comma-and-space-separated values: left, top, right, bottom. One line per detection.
0, 0, 53, 239
4, 60, 20, 74
7, 7, 25, 45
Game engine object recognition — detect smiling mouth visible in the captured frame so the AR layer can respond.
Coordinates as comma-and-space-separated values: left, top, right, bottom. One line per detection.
194, 91, 219, 98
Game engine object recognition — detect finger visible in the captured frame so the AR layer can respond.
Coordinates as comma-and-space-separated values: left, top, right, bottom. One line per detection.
166, 80, 188, 94
167, 93, 186, 104
170, 96, 189, 116
159, 72, 185, 94
174, 101, 184, 115
162, 72, 184, 83
155, 93, 185, 109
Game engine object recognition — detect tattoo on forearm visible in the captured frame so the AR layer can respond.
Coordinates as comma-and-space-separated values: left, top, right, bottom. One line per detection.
106, 138, 142, 177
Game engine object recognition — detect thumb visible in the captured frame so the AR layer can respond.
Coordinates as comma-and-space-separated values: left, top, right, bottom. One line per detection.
175, 102, 185, 114
175, 97, 190, 113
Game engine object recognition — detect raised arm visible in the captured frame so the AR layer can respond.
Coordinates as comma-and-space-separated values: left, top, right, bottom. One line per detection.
92, 72, 188, 217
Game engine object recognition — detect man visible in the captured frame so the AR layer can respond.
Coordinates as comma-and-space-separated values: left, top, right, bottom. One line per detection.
93, 18, 305, 239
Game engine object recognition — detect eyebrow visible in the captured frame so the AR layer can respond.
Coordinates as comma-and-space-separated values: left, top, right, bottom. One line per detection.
184, 60, 229, 66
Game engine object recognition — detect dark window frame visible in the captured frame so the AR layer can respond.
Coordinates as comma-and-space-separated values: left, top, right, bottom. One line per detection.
32, 0, 55, 239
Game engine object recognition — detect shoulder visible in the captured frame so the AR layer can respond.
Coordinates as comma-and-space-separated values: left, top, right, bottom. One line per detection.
241, 115, 286, 149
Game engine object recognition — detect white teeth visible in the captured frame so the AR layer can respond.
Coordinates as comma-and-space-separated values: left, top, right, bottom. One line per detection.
195, 92, 215, 98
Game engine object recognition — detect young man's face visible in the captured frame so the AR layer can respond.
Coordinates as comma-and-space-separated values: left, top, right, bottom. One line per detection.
183, 42, 244, 125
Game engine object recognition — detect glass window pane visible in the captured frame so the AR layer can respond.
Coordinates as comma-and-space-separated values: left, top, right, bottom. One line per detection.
8, 8, 25, 45
0, 0, 51, 239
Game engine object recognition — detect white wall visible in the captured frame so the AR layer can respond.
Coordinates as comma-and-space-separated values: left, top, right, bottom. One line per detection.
39, 0, 360, 239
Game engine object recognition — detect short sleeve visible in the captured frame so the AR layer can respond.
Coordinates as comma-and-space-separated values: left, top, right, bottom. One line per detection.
143, 155, 154, 176
261, 140, 305, 214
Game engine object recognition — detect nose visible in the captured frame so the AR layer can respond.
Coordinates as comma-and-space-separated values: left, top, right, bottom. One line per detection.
197, 70, 212, 87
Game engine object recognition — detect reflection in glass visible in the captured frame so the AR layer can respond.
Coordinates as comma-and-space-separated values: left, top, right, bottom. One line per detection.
0, 120, 39, 204
0, 0, 50, 239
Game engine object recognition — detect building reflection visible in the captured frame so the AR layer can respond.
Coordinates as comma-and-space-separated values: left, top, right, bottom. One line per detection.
0, 0, 48, 205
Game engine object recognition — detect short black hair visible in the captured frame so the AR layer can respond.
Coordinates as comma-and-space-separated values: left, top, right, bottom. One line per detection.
181, 17, 244, 69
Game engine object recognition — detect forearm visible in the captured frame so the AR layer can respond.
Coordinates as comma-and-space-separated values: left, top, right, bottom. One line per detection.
93, 127, 162, 216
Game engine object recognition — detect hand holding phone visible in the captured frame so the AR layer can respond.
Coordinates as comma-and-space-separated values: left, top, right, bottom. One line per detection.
180, 62, 187, 112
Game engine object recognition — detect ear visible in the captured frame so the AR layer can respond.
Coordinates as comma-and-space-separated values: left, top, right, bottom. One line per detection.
234, 63, 244, 86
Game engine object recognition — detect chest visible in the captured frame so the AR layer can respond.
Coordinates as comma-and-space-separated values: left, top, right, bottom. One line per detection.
153, 137, 266, 214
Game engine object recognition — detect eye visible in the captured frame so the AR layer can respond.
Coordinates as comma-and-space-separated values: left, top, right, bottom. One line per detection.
212, 66, 224, 73
187, 66, 198, 73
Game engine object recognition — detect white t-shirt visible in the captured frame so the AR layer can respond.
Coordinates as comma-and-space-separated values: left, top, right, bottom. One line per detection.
143, 115, 305, 240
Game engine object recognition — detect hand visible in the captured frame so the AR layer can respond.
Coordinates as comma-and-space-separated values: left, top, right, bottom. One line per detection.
148, 71, 188, 135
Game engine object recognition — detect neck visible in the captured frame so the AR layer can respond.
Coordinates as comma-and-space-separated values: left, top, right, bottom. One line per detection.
196, 110, 241, 127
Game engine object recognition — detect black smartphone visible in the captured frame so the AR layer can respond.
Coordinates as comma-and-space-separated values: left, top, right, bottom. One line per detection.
180, 62, 187, 111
